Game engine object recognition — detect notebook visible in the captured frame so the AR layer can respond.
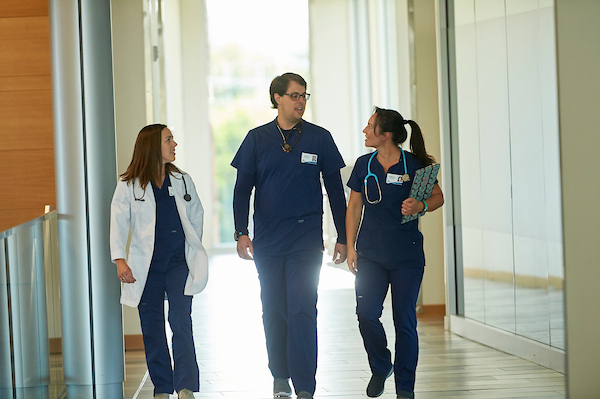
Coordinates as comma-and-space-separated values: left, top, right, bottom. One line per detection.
401, 163, 440, 224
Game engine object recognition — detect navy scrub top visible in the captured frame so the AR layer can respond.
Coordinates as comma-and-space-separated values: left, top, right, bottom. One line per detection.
347, 150, 427, 269
231, 119, 345, 255
150, 173, 185, 272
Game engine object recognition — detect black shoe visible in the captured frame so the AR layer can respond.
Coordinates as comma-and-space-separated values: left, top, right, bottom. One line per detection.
366, 366, 393, 397
396, 389, 413, 399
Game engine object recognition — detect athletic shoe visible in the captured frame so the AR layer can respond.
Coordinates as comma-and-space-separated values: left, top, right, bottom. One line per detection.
273, 378, 292, 397
297, 391, 313, 399
366, 366, 394, 397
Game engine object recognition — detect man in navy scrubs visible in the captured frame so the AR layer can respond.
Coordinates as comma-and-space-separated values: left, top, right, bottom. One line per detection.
231, 73, 347, 399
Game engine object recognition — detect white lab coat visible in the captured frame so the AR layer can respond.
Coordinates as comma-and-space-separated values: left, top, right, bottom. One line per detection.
110, 171, 209, 307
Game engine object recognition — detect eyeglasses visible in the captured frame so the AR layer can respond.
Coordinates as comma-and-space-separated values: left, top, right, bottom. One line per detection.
284, 92, 311, 101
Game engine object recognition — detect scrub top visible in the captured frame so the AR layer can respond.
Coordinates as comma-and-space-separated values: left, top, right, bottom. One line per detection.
231, 119, 345, 255
347, 150, 427, 269
150, 173, 185, 272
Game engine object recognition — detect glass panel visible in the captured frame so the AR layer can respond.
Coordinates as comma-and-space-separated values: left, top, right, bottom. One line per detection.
0, 213, 62, 398
475, 0, 515, 333
505, 0, 550, 344
43, 214, 64, 396
538, 3, 565, 350
453, 0, 564, 349
0, 239, 11, 396
454, 0, 485, 323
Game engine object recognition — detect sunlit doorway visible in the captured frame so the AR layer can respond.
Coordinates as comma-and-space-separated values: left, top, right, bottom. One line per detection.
205, 0, 311, 245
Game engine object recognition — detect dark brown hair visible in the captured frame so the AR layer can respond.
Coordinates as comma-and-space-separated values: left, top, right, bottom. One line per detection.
373, 106, 436, 166
120, 124, 181, 189
269, 72, 307, 109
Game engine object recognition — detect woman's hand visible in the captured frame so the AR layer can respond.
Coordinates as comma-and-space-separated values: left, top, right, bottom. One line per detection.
347, 247, 358, 275
116, 259, 136, 284
401, 197, 425, 216
401, 184, 444, 216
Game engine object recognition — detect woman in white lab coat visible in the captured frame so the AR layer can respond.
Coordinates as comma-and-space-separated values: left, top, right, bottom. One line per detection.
110, 124, 208, 399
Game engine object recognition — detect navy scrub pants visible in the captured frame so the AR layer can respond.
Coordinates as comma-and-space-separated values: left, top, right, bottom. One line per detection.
355, 257, 424, 398
254, 250, 323, 395
138, 255, 199, 395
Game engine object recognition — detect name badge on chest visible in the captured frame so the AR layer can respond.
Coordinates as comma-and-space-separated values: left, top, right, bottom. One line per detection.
386, 173, 410, 185
168, 186, 175, 196
301, 152, 318, 165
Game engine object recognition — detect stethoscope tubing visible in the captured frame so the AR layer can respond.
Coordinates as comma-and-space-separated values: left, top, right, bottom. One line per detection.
133, 173, 191, 202
364, 151, 382, 204
363, 148, 407, 205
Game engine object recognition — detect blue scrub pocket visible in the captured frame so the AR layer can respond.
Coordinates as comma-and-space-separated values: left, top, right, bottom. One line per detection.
359, 230, 425, 269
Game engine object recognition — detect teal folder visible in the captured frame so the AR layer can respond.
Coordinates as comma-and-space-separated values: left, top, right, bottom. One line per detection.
401, 163, 440, 224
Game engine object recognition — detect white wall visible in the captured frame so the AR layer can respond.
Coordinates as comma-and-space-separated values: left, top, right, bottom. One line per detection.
162, 0, 214, 249
309, 0, 354, 161
111, 0, 147, 336
555, 1, 600, 396
414, 0, 446, 306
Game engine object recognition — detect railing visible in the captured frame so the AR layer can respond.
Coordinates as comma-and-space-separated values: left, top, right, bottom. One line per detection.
0, 211, 64, 399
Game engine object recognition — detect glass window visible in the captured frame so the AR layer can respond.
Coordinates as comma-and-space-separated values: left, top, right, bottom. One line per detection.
452, 0, 564, 349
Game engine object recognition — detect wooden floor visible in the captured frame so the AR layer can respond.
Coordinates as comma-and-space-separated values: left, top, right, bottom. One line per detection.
124, 253, 566, 399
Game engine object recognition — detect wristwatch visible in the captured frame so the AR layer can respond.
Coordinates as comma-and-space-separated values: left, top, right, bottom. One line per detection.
234, 231, 246, 241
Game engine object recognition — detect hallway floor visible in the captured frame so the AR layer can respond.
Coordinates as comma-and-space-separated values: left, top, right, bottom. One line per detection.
124, 253, 565, 399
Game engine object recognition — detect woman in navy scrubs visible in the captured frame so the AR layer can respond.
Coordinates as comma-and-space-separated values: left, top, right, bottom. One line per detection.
110, 124, 209, 399
346, 108, 444, 399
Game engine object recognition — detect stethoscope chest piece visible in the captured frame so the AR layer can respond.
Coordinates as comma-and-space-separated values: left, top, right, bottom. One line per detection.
181, 175, 191, 202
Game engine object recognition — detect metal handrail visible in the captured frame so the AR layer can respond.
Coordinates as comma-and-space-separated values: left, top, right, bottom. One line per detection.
0, 211, 58, 240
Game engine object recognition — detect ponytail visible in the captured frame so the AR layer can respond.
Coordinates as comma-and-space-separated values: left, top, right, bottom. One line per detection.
372, 107, 436, 166
406, 120, 436, 166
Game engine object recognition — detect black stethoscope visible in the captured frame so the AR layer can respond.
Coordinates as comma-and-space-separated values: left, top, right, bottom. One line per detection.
363, 148, 408, 205
134, 174, 191, 202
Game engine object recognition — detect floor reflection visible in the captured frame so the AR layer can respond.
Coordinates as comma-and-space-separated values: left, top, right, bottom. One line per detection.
464, 276, 565, 349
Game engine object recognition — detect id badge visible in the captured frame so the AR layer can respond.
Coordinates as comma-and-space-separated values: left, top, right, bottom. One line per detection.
386, 172, 410, 185
386, 173, 403, 185
301, 152, 318, 165
168, 186, 175, 196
